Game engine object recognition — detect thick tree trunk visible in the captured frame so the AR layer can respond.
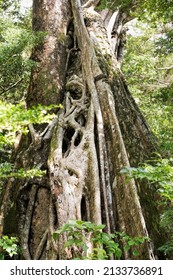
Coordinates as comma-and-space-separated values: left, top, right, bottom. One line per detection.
0, 0, 163, 259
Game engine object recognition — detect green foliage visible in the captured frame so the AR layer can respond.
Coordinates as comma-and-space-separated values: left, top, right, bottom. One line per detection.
97, 0, 134, 11
131, 0, 173, 57
0, 24, 45, 101
121, 158, 173, 200
155, 30, 173, 55
0, 101, 62, 188
135, 0, 173, 23
0, 162, 46, 180
0, 101, 62, 147
158, 209, 173, 256
53, 220, 147, 260
113, 0, 133, 9
0, 2, 63, 187
123, 20, 173, 156
0, 0, 20, 15
123, 26, 159, 90
0, 162, 46, 195
121, 159, 173, 256
0, 0, 44, 102
96, 0, 112, 10
122, 7, 173, 256
0, 235, 18, 259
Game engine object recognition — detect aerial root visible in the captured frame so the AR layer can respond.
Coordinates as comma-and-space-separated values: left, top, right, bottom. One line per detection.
21, 185, 39, 260
34, 228, 49, 260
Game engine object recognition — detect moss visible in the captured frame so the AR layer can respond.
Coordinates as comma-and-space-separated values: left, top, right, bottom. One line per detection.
95, 46, 119, 79
34, 69, 59, 105
58, 33, 66, 45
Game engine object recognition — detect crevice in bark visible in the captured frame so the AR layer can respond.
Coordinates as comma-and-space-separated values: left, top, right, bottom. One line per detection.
81, 195, 88, 221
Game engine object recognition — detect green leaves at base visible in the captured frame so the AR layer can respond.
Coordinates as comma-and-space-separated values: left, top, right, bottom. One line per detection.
53, 220, 147, 260
0, 235, 18, 259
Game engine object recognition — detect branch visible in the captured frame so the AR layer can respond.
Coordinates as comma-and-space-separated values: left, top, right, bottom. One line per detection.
157, 65, 173, 70
0, 78, 23, 95
82, 0, 100, 9
41, 116, 59, 140
28, 124, 42, 147
107, 11, 119, 44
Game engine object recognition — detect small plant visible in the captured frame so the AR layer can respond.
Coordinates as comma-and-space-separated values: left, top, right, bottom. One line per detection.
0, 235, 18, 260
53, 220, 147, 260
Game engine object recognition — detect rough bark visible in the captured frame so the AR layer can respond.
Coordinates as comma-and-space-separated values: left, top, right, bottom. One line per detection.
27, 0, 71, 106
0, 0, 164, 260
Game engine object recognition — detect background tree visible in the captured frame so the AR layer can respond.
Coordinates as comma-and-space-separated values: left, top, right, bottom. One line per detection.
0, 0, 170, 259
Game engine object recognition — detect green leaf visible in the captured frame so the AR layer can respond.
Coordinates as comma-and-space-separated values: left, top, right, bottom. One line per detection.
114, 248, 122, 259
132, 250, 140, 256
128, 240, 136, 246
53, 232, 60, 241
0, 253, 4, 260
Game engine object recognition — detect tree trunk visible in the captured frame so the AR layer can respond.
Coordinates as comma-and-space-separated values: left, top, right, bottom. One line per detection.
0, 0, 163, 260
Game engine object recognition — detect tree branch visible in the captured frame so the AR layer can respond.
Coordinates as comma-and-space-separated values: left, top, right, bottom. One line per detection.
82, 0, 100, 9
0, 78, 23, 95
28, 124, 42, 148
157, 65, 173, 70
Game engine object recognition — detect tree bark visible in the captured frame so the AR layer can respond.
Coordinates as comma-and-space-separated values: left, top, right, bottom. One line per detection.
0, 0, 164, 259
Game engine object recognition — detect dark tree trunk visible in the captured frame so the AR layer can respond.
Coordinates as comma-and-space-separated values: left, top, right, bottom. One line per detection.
0, 0, 163, 260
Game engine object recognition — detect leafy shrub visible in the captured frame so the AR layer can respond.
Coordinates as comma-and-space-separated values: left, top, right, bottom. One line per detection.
53, 220, 147, 260
121, 158, 173, 200
121, 158, 173, 256
0, 235, 18, 260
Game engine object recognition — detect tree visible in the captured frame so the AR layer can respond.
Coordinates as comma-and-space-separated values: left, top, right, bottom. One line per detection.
0, 0, 165, 259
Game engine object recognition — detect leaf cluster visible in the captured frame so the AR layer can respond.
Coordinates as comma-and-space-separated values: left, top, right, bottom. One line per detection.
0, 162, 46, 180
53, 220, 147, 260
0, 24, 45, 101
123, 20, 173, 156
155, 30, 173, 55
97, 0, 134, 12
135, 0, 173, 23
121, 158, 173, 201
121, 159, 173, 257
0, 235, 18, 259
0, 101, 62, 147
